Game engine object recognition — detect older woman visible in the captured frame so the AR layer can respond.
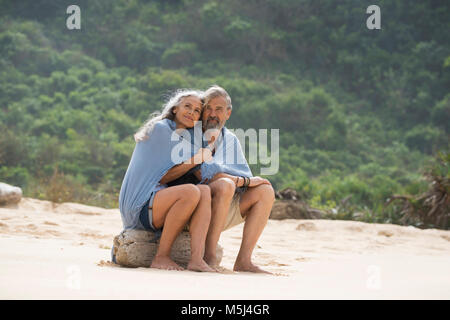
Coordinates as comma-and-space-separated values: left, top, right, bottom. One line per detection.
118, 89, 214, 272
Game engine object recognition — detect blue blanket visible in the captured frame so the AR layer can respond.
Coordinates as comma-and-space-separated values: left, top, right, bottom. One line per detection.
199, 127, 253, 182
119, 119, 198, 230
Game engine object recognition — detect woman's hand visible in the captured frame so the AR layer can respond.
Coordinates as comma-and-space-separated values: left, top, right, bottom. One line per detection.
193, 148, 213, 164
248, 176, 271, 187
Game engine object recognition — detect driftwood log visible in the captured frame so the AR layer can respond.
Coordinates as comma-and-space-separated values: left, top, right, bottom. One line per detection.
112, 229, 223, 268
0, 182, 22, 206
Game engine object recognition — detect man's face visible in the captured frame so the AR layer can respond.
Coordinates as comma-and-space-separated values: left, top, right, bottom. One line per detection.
202, 96, 231, 130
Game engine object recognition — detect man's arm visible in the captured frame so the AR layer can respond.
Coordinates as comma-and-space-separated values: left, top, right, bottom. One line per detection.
197, 170, 271, 188
208, 172, 246, 187
195, 170, 245, 187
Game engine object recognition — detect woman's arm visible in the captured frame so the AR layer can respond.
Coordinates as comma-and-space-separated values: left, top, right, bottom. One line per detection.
160, 162, 197, 184
160, 148, 212, 184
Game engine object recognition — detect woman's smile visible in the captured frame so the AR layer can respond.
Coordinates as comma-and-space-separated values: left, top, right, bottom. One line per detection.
173, 95, 203, 129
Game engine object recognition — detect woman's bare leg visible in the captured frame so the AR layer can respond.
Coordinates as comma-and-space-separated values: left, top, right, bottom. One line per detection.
187, 185, 215, 272
150, 184, 200, 271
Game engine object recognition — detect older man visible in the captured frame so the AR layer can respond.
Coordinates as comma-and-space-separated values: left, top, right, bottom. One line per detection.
162, 86, 275, 273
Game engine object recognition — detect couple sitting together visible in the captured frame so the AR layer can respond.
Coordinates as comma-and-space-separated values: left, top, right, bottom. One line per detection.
118, 85, 275, 273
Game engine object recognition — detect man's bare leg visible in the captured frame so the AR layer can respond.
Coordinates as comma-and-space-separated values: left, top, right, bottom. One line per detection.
187, 185, 216, 272
233, 184, 275, 273
151, 184, 200, 271
203, 178, 235, 267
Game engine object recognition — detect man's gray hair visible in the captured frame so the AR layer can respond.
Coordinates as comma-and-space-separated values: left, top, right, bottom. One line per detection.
203, 85, 232, 110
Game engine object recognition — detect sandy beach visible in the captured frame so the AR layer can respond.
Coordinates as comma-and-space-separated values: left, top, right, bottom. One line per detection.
1, 197, 449, 299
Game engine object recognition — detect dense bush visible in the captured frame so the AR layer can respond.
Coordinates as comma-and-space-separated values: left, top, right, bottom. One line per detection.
0, 0, 448, 227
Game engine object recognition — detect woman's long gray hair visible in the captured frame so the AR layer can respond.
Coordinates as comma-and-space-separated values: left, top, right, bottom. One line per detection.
134, 89, 204, 142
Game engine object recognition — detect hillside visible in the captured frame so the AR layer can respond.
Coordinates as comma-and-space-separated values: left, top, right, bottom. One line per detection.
0, 0, 449, 225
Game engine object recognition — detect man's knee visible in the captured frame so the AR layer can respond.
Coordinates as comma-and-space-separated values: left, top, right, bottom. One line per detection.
255, 183, 275, 203
211, 178, 235, 199
196, 184, 211, 202
242, 184, 274, 220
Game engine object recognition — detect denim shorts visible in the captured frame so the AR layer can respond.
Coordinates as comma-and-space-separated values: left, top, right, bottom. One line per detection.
138, 191, 160, 232
112, 191, 161, 264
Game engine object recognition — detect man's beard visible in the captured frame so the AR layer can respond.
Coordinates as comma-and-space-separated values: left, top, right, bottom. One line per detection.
203, 117, 224, 130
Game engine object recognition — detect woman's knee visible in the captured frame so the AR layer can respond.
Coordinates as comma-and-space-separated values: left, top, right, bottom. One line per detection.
179, 184, 201, 204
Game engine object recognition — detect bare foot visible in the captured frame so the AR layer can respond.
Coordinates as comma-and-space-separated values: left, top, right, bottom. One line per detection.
188, 259, 217, 272
204, 253, 219, 268
151, 255, 184, 271
233, 261, 272, 274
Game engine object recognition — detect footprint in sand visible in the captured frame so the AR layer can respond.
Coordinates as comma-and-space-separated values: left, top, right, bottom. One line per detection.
45, 229, 62, 237
296, 222, 317, 231
43, 221, 59, 226
378, 230, 394, 237
295, 257, 310, 262
346, 225, 364, 232
215, 266, 234, 274
260, 259, 289, 267
79, 232, 108, 239
256, 252, 272, 259
273, 272, 289, 277
97, 260, 119, 267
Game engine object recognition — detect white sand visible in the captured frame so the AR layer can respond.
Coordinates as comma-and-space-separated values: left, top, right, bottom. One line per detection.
1, 198, 449, 299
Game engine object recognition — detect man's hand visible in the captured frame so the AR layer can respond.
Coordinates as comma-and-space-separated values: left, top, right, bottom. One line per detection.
248, 176, 271, 187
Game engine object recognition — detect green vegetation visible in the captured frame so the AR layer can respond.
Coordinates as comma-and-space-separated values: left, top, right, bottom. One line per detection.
0, 1, 448, 227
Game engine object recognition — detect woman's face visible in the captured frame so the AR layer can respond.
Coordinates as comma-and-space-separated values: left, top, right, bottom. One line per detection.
173, 96, 203, 129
